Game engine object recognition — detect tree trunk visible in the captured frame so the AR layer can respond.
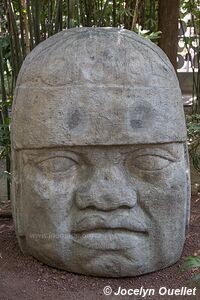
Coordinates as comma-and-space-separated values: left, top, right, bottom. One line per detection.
158, 0, 179, 70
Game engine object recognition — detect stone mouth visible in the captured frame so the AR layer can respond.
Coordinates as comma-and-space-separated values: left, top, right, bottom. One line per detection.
71, 214, 149, 235
71, 230, 149, 250
71, 227, 148, 235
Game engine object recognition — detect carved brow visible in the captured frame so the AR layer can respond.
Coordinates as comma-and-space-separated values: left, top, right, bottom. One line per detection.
125, 147, 179, 162
24, 151, 81, 165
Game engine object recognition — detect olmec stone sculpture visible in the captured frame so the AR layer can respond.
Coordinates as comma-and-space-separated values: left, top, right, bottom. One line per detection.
11, 28, 190, 277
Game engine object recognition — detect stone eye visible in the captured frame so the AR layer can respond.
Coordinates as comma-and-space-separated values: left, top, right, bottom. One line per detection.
132, 154, 173, 171
38, 156, 78, 173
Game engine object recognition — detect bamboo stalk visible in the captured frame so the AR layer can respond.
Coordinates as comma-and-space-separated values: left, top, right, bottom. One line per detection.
0, 41, 10, 200
79, 0, 85, 26
98, 0, 109, 26
113, 0, 116, 27
7, 0, 23, 75
47, 0, 53, 36
22, 0, 30, 54
67, 0, 76, 29
34, 0, 40, 45
84, 0, 91, 26
55, 0, 62, 33
140, 0, 146, 28
0, 42, 7, 106
67, 0, 70, 28
17, 0, 26, 58
40, 2, 47, 40
59, 0, 63, 31
76, 0, 80, 27
26, 0, 34, 49
131, 0, 140, 31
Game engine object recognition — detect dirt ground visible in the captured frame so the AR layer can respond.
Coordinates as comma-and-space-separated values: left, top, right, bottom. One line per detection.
0, 196, 200, 300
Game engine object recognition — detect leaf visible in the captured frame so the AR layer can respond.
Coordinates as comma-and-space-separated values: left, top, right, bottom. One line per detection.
181, 256, 200, 272
189, 273, 200, 284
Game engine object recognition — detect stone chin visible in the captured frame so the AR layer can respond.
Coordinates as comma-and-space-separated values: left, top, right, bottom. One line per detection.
19, 231, 184, 277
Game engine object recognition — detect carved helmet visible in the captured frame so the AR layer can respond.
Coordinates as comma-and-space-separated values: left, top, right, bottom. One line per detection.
12, 28, 186, 148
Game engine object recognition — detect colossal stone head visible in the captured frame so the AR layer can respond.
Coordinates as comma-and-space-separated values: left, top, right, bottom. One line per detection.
11, 28, 190, 277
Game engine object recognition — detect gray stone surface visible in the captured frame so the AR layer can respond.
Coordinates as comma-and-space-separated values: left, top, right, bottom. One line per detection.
11, 28, 191, 277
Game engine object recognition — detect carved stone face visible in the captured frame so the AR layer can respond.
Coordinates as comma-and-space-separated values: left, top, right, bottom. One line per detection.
12, 28, 190, 277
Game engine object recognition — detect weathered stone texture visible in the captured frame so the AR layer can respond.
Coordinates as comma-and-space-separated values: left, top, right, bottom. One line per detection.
11, 28, 190, 277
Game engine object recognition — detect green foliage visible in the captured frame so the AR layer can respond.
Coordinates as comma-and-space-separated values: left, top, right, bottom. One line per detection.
187, 114, 200, 140
180, 0, 200, 113
0, 122, 11, 160
137, 26, 161, 42
187, 114, 200, 172
181, 0, 200, 21
186, 114, 200, 172
181, 256, 200, 285
181, 3, 200, 284
185, 113, 200, 286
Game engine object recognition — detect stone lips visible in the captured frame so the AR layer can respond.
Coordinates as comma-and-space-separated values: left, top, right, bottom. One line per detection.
12, 28, 187, 148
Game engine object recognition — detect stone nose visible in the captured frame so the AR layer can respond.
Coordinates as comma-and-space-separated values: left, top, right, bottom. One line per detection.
75, 170, 137, 211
